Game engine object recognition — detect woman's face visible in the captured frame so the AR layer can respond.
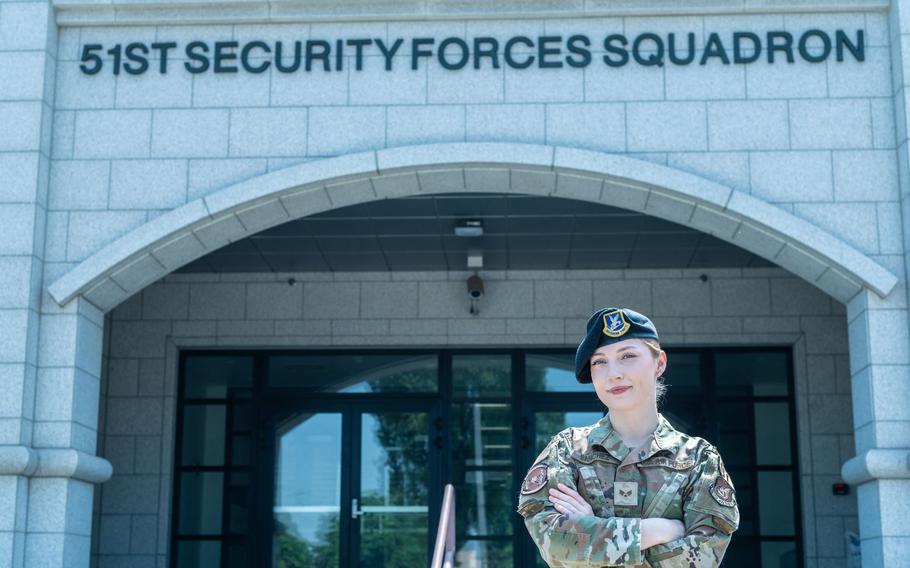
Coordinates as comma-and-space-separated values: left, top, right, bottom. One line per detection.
589, 338, 666, 412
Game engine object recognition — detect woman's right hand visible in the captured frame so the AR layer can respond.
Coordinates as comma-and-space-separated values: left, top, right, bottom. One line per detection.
640, 518, 686, 549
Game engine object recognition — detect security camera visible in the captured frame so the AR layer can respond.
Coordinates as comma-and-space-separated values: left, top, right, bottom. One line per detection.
467, 275, 484, 299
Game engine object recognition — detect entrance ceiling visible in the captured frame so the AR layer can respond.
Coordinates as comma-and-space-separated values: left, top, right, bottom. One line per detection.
177, 193, 773, 273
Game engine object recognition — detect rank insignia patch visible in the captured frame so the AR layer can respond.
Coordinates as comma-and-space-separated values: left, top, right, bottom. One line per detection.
521, 464, 548, 495
602, 309, 631, 338
710, 475, 736, 507
613, 481, 638, 506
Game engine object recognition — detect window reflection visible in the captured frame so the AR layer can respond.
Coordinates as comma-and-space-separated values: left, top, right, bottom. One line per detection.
270, 354, 437, 393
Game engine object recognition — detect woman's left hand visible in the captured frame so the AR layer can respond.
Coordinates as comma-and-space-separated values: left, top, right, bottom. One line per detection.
548, 483, 594, 516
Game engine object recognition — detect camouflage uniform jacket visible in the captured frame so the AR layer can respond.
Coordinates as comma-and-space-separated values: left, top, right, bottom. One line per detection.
517, 413, 739, 567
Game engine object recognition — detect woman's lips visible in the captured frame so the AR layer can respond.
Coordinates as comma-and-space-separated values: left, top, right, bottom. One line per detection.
608, 386, 632, 395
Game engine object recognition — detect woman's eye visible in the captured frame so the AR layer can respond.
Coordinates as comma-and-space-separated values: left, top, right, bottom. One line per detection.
622, 353, 636, 359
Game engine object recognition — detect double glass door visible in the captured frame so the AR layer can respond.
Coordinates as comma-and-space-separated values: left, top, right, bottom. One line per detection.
267, 401, 441, 568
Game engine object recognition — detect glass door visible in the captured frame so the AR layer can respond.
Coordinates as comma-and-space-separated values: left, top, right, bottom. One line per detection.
268, 401, 440, 568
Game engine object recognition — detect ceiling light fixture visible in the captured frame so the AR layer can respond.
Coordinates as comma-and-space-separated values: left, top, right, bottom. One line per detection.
454, 219, 483, 237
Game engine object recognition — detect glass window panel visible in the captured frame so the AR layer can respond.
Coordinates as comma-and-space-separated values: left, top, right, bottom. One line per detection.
273, 412, 342, 568
232, 403, 254, 432
456, 539, 512, 568
228, 472, 249, 534
533, 411, 603, 456
359, 412, 429, 567
760, 540, 798, 568
714, 402, 754, 468
183, 356, 253, 399
719, 537, 757, 568
757, 472, 796, 536
181, 405, 226, 467
225, 542, 250, 568
230, 434, 251, 467
453, 355, 511, 398
178, 472, 224, 535
754, 403, 792, 466
715, 352, 789, 397
269, 354, 437, 393
663, 352, 702, 391
452, 403, 512, 467
525, 353, 589, 392
456, 469, 514, 538
176, 540, 221, 568
727, 469, 755, 536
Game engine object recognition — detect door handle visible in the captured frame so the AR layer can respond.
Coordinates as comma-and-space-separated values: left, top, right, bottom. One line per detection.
352, 498, 363, 519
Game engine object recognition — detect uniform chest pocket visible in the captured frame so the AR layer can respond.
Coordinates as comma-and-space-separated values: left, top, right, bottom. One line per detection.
642, 471, 687, 520
576, 464, 616, 517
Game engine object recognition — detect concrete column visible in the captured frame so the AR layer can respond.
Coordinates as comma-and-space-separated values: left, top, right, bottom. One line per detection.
842, 290, 910, 568
0, 0, 56, 565
0, 2, 112, 567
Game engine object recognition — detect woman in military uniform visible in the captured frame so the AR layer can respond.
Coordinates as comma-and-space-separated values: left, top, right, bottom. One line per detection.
517, 307, 739, 567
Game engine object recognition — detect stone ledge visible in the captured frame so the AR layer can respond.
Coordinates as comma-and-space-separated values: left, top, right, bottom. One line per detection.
842, 448, 910, 485
0, 446, 113, 484
51, 0, 890, 27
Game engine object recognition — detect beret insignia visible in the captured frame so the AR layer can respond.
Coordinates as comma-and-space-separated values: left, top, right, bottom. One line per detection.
521, 464, 548, 495
602, 309, 631, 338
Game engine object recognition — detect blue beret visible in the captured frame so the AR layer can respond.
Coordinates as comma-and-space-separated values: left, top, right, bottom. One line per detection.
574, 307, 660, 383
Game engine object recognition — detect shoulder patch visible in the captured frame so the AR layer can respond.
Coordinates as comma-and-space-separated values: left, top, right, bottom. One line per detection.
521, 464, 548, 495
710, 475, 736, 507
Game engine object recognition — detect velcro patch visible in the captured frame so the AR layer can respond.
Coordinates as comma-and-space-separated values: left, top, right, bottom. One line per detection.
521, 464, 548, 495
710, 475, 736, 507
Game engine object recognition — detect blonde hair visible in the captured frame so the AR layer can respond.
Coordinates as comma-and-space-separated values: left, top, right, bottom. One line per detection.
641, 339, 668, 406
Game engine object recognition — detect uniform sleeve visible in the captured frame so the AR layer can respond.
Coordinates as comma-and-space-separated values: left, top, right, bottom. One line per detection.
644, 447, 740, 568
516, 433, 643, 567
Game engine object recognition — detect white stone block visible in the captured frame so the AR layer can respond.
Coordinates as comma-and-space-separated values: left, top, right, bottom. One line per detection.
188, 158, 267, 201
666, 57, 745, 100
0, 152, 39, 203
0, 256, 32, 309
750, 151, 833, 202
466, 104, 545, 144
271, 66, 349, 106
645, 191, 694, 225
48, 160, 109, 211
188, 283, 245, 320
387, 105, 465, 147
0, 205, 36, 255
731, 222, 785, 260
870, 98, 896, 150
192, 69, 270, 107
627, 102, 707, 152
280, 186, 333, 218
546, 103, 624, 153
712, 278, 771, 315
0, 102, 42, 151
601, 180, 649, 212
666, 152, 749, 193
307, 106, 384, 156
0, 2, 50, 51
509, 168, 554, 195
833, 150, 899, 202
555, 173, 601, 201
303, 281, 359, 319
828, 47, 891, 98
593, 279, 652, 313
534, 280, 591, 317
464, 168, 509, 192
115, 70, 193, 109
229, 108, 308, 157
151, 109, 229, 158
51, 111, 74, 159
246, 283, 302, 319
108, 159, 187, 211
794, 202, 878, 254
351, 56, 426, 105
744, 58, 827, 99
360, 281, 418, 318
325, 179, 374, 209
876, 203, 903, 255
73, 110, 151, 159
707, 100, 789, 151
652, 278, 711, 316
428, 63, 504, 104
0, 52, 46, 100
585, 65, 664, 102
192, 214, 247, 249
504, 66, 583, 103
867, 309, 910, 365
790, 99, 872, 150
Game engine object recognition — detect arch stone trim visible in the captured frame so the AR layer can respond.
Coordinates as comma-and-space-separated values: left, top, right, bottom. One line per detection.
48, 143, 898, 311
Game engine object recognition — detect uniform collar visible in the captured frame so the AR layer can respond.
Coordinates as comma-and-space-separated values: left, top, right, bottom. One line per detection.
589, 412, 682, 463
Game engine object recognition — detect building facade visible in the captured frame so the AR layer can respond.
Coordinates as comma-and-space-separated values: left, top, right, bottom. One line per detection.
1, 0, 910, 567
